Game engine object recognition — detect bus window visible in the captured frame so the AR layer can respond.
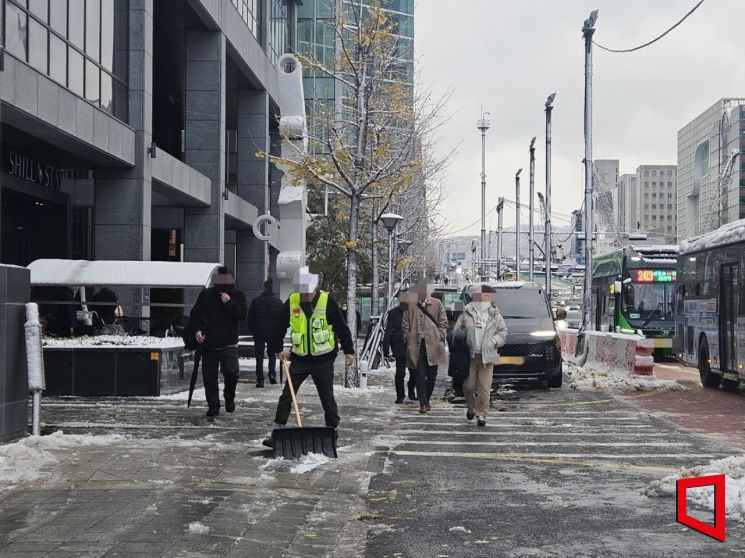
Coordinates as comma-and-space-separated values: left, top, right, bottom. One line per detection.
623, 283, 635, 311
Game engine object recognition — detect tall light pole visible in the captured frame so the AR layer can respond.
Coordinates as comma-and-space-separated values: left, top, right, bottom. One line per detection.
515, 169, 523, 281
380, 213, 403, 311
477, 112, 491, 277
528, 137, 536, 282
581, 10, 598, 335
497, 197, 504, 280
545, 93, 556, 297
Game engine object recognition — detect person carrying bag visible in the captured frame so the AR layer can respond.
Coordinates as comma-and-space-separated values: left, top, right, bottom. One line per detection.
453, 285, 508, 427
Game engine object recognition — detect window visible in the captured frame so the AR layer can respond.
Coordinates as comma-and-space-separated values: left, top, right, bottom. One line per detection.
4, 1, 28, 61
68, 0, 85, 49
644, 193, 649, 199
644, 204, 649, 210
85, 0, 100, 61
85, 60, 99, 103
644, 181, 649, 187
100, 0, 114, 70
652, 182, 657, 187
652, 193, 657, 198
652, 170, 657, 176
50, 0, 67, 35
645, 170, 650, 177
29, 0, 48, 22
668, 181, 673, 187
28, 17, 47, 72
668, 193, 673, 199
68, 47, 84, 97
49, 33, 66, 84
652, 204, 657, 210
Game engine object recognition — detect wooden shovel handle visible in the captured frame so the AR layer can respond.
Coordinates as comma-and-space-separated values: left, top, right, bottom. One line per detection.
283, 360, 302, 427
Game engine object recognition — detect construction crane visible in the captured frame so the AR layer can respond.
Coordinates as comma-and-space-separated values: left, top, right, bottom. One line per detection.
711, 149, 740, 229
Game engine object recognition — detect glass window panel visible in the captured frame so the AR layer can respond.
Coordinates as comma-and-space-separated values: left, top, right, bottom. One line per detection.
85, 0, 100, 60
68, 0, 84, 49
50, 0, 67, 36
28, 17, 48, 72
85, 59, 99, 103
100, 0, 114, 70
49, 33, 66, 84
5, 1, 28, 61
100, 70, 112, 113
68, 46, 84, 97
29, 0, 48, 22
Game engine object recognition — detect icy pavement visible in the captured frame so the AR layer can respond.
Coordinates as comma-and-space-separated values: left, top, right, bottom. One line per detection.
564, 361, 686, 393
0, 358, 401, 557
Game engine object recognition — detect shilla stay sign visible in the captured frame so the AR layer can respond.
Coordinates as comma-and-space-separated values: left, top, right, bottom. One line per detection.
677, 474, 725, 542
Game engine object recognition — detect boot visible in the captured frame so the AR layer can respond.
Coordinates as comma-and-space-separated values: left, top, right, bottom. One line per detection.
269, 372, 277, 385
419, 403, 427, 414
408, 386, 417, 401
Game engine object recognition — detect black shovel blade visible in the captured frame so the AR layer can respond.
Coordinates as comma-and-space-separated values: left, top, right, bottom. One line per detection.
271, 427, 338, 459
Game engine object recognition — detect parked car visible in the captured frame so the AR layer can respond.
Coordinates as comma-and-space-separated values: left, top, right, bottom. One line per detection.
461, 282, 564, 388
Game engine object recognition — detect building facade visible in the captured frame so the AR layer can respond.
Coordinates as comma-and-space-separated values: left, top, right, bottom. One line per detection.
617, 173, 637, 235
1, 0, 299, 315
677, 98, 745, 238
635, 165, 677, 243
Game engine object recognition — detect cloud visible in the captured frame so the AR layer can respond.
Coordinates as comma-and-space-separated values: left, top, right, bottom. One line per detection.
416, 0, 745, 234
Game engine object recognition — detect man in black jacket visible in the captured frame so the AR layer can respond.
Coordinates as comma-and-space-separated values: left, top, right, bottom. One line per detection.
189, 267, 248, 417
263, 268, 355, 446
247, 279, 284, 387
383, 291, 417, 403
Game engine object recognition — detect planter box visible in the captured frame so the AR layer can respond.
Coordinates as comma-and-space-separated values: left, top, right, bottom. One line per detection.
43, 344, 193, 397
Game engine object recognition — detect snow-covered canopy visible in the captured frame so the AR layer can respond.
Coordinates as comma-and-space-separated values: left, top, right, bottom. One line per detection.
28, 259, 221, 288
679, 219, 745, 255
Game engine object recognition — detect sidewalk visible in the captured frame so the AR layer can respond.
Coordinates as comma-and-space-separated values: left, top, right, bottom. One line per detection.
0, 361, 401, 557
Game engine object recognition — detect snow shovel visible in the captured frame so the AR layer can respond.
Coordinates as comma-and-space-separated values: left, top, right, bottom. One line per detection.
271, 360, 338, 459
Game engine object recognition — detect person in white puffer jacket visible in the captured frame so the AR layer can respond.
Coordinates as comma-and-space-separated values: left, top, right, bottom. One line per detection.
453, 285, 508, 426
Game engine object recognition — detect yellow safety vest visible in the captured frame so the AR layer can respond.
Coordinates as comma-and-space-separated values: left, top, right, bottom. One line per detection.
289, 291, 336, 357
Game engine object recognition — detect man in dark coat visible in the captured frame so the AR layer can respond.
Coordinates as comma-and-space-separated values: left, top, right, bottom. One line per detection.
383, 291, 417, 403
189, 267, 248, 417
92, 287, 118, 326
246, 279, 284, 387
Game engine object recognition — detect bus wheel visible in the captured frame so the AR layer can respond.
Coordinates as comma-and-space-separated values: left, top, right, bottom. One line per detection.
721, 379, 740, 392
698, 340, 721, 389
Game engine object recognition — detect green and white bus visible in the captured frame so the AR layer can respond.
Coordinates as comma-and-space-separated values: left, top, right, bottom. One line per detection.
591, 245, 678, 356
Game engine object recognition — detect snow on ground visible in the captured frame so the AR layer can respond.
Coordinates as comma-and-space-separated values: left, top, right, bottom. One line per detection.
188, 522, 210, 535
290, 453, 332, 474
0, 432, 126, 486
644, 454, 745, 520
43, 335, 184, 349
563, 362, 685, 393
334, 385, 389, 396
158, 385, 258, 404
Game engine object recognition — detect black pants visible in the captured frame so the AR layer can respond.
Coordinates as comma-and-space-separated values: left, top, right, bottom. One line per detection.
394, 357, 416, 399
452, 375, 464, 396
254, 337, 276, 382
416, 341, 438, 405
202, 346, 240, 411
274, 360, 339, 428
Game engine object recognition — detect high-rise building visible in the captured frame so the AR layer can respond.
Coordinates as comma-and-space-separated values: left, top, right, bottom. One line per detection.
617, 173, 638, 235
677, 98, 745, 238
636, 165, 677, 243
1, 0, 299, 308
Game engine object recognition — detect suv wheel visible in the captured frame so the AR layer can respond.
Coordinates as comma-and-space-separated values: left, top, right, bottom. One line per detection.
698, 339, 721, 389
547, 370, 563, 389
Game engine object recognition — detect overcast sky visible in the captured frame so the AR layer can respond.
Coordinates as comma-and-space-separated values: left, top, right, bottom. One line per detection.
414, 0, 745, 236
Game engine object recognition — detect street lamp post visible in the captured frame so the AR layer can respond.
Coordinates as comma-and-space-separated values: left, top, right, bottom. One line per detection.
470, 239, 477, 281
515, 169, 523, 281
477, 113, 490, 277
581, 10, 598, 335
497, 197, 504, 280
545, 93, 556, 296
528, 137, 536, 282
380, 213, 403, 311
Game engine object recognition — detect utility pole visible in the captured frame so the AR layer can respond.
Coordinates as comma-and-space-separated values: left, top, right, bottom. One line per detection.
497, 197, 504, 280
477, 112, 491, 278
581, 10, 598, 335
515, 169, 523, 281
528, 137, 536, 282
545, 93, 556, 297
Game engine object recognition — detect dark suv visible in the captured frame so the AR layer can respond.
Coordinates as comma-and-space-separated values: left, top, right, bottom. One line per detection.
461, 282, 563, 388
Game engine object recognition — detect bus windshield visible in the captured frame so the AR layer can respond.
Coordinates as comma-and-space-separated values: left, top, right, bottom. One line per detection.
622, 282, 674, 322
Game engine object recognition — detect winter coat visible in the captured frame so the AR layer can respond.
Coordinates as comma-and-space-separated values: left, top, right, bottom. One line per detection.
453, 303, 508, 365
402, 297, 449, 368
189, 286, 248, 348
383, 306, 407, 360
247, 291, 284, 340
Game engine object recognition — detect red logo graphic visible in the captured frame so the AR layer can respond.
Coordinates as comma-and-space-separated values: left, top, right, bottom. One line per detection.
676, 474, 726, 542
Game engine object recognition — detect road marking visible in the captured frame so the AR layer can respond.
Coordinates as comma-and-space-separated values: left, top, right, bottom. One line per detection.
398, 415, 647, 421
395, 422, 656, 428
388, 450, 720, 460
396, 430, 680, 437
397, 440, 691, 448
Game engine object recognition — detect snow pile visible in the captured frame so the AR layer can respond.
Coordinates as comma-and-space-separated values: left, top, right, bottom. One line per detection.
334, 385, 388, 396
0, 432, 126, 486
644, 454, 745, 519
564, 362, 685, 393
449, 526, 471, 534
680, 219, 745, 255
290, 453, 332, 474
188, 522, 210, 535
43, 335, 184, 349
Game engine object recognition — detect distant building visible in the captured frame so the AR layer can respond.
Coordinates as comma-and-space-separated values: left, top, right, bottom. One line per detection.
677, 98, 745, 238
636, 165, 677, 243
617, 173, 638, 236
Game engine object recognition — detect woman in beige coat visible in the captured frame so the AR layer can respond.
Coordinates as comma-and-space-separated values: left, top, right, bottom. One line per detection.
454, 285, 508, 426
402, 281, 449, 413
